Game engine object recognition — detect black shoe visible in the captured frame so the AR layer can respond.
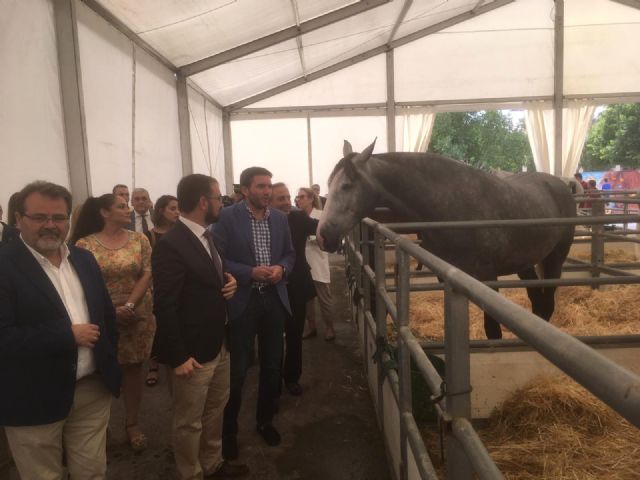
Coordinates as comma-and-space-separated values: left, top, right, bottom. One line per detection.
257, 424, 281, 446
222, 435, 238, 460
285, 382, 303, 396
205, 460, 249, 478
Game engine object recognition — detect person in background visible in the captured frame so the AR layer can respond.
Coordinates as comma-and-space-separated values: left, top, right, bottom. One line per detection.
213, 167, 295, 457
297, 187, 335, 341
0, 181, 121, 479
145, 194, 179, 387
0, 202, 18, 246
113, 184, 130, 205
153, 174, 246, 479
270, 183, 318, 396
311, 184, 326, 208
6, 192, 20, 227
130, 188, 154, 243
71, 194, 155, 453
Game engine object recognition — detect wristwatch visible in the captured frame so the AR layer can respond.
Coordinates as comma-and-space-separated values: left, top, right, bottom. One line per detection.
125, 302, 135, 310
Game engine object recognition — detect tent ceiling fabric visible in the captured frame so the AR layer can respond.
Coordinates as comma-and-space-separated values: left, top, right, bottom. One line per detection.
90, 0, 640, 109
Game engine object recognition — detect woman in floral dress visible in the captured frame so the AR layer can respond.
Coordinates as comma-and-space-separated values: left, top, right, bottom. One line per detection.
70, 193, 154, 452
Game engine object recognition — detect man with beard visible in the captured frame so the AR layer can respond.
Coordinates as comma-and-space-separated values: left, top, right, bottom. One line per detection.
152, 174, 247, 479
0, 181, 121, 479
213, 167, 295, 457
269, 183, 318, 396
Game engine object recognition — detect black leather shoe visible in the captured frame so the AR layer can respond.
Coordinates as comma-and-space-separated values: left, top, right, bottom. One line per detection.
205, 460, 249, 478
257, 423, 281, 446
285, 382, 303, 396
222, 435, 238, 460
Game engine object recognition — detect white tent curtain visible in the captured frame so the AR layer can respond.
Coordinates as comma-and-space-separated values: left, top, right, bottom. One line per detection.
524, 100, 595, 176
398, 108, 436, 152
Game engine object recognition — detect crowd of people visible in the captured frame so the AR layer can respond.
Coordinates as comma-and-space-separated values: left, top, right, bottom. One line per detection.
0, 169, 335, 479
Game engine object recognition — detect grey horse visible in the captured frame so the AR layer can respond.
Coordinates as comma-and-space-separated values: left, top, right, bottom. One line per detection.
317, 140, 576, 339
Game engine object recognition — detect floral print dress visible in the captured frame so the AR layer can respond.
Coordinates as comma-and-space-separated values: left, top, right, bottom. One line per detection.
76, 231, 155, 364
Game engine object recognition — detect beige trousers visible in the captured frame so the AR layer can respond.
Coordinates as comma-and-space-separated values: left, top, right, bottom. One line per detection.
308, 281, 334, 327
171, 346, 230, 480
5, 374, 112, 480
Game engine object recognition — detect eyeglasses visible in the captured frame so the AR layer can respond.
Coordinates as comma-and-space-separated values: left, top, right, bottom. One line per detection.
295, 195, 308, 200
22, 213, 69, 224
206, 195, 223, 202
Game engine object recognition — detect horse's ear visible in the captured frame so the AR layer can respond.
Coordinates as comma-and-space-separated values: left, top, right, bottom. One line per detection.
343, 140, 353, 157
356, 138, 376, 163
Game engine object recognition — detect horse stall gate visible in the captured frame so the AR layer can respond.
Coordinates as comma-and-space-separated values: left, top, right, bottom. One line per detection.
344, 203, 640, 480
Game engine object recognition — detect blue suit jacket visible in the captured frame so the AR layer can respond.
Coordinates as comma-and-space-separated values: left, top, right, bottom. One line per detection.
0, 240, 121, 426
212, 201, 295, 320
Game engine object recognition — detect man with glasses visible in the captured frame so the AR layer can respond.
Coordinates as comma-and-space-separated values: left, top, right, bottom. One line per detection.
0, 181, 121, 479
152, 174, 247, 479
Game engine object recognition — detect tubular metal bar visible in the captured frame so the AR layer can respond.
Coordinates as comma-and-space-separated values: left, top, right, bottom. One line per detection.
596, 265, 636, 277
398, 327, 446, 413
402, 412, 441, 480
384, 274, 640, 293
397, 249, 412, 480
451, 418, 504, 480
385, 360, 441, 480
373, 230, 388, 435
444, 283, 473, 480
371, 214, 640, 232
378, 286, 398, 321
374, 223, 640, 427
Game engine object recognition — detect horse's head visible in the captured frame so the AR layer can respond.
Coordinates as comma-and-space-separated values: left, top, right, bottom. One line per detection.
317, 139, 378, 252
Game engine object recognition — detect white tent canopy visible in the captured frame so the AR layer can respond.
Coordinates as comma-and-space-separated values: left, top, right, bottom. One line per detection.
2, 0, 640, 212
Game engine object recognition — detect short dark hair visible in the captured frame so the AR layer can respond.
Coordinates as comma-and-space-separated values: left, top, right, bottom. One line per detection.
177, 174, 217, 214
17, 181, 72, 216
271, 182, 286, 190
239, 167, 272, 188
574, 173, 583, 180
151, 194, 178, 227
69, 194, 116, 244
112, 184, 128, 193
7, 192, 20, 227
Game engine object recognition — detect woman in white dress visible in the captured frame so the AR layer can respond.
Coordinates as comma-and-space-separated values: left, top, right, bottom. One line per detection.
296, 187, 335, 341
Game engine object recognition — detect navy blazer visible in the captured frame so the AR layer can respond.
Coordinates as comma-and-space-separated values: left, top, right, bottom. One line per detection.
152, 220, 228, 368
0, 222, 18, 246
212, 201, 295, 320
0, 240, 121, 426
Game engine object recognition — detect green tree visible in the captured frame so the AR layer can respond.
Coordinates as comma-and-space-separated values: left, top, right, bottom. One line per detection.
428, 111, 534, 172
581, 104, 640, 170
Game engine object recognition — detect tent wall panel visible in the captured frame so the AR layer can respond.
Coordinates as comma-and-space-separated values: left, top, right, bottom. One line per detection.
188, 87, 210, 177
0, 0, 68, 212
134, 47, 182, 201
77, 0, 134, 197
231, 118, 309, 191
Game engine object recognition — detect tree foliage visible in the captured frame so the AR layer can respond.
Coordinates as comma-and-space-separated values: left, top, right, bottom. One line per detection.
428, 111, 534, 172
580, 104, 640, 170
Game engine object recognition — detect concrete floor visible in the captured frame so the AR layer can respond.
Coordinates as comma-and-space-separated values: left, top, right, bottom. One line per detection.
1, 254, 390, 480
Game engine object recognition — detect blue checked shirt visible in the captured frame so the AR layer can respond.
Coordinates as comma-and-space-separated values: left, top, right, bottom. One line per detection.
246, 204, 271, 287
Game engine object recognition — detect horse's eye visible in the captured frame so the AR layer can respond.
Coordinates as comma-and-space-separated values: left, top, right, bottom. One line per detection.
341, 183, 352, 191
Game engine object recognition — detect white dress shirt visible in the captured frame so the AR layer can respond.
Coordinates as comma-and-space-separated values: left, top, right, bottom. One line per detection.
180, 217, 211, 256
134, 211, 154, 233
22, 238, 96, 379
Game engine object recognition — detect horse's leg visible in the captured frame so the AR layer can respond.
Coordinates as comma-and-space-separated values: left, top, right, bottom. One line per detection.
481, 274, 502, 339
517, 266, 546, 319
537, 246, 569, 321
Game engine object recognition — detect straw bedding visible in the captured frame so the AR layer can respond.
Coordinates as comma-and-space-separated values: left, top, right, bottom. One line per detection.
422, 376, 640, 479
409, 284, 640, 341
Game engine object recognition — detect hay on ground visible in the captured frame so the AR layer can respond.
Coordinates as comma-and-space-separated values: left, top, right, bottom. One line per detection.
410, 285, 640, 341
422, 376, 640, 479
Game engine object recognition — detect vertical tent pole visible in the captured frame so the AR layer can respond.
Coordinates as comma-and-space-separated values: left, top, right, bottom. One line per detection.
53, 0, 91, 203
386, 49, 396, 152
176, 74, 193, 176
553, 0, 565, 176
222, 111, 234, 194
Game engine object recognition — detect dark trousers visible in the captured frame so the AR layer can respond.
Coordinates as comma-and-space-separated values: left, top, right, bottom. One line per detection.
223, 288, 286, 435
283, 294, 307, 384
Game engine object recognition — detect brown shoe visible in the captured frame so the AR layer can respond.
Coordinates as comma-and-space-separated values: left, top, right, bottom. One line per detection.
205, 460, 249, 478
